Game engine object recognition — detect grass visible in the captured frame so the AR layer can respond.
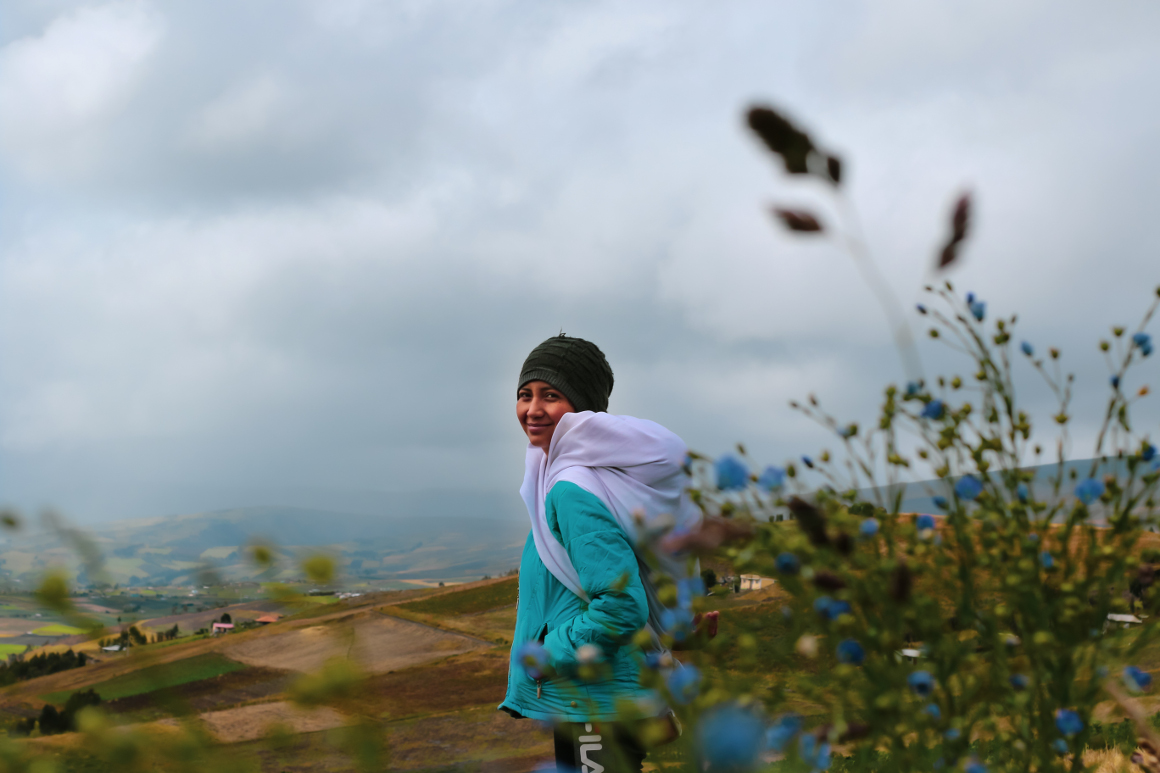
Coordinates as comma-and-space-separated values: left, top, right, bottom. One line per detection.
32, 624, 84, 636
41, 652, 246, 704
0, 644, 27, 657
397, 577, 518, 617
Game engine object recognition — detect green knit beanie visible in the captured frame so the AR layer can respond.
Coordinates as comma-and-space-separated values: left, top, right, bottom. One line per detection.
518, 335, 614, 413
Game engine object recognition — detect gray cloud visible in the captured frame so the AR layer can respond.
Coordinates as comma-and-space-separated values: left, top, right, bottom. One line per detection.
1, 0, 1159, 523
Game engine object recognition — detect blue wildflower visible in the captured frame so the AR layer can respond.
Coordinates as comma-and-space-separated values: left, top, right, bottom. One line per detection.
775, 552, 800, 575
906, 381, 921, 397
1146, 342, 1155, 357
802, 455, 815, 468
1134, 332, 1152, 349
1040, 552, 1054, 569
1017, 483, 1029, 503
697, 703, 766, 772
907, 670, 935, 697
965, 758, 987, 773
1112, 375, 1121, 390
1052, 739, 1069, 755
798, 734, 832, 771
1055, 709, 1083, 736
676, 577, 706, 609
822, 599, 852, 621
933, 496, 949, 510
944, 728, 961, 741
516, 641, 550, 680
836, 639, 865, 665
764, 714, 804, 753
916, 514, 936, 531
644, 651, 667, 670
966, 292, 975, 304
1125, 666, 1153, 693
955, 475, 983, 500
715, 455, 749, 491
970, 300, 986, 322
757, 465, 786, 491
925, 704, 941, 720
859, 518, 880, 538
660, 607, 695, 642
1075, 477, 1105, 505
921, 400, 945, 420
917, 304, 927, 314
1010, 674, 1029, 690
1144, 444, 1157, 462
665, 665, 701, 705
1021, 341, 1034, 356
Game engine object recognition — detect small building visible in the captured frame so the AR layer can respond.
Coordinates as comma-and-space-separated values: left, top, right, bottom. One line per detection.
255, 614, 281, 625
211, 623, 234, 635
101, 644, 123, 652
739, 575, 775, 591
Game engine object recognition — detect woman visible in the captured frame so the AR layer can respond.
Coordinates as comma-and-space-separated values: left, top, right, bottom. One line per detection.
499, 334, 701, 773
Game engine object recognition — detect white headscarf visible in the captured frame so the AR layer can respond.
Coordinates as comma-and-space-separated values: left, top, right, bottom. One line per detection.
519, 411, 702, 602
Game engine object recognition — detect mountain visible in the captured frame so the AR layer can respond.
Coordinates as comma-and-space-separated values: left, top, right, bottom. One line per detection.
0, 503, 531, 588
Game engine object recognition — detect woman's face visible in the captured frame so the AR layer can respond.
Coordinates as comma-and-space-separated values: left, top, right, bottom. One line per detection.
517, 380, 575, 452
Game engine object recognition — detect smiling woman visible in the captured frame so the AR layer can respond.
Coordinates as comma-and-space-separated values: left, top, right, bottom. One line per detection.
503, 335, 704, 773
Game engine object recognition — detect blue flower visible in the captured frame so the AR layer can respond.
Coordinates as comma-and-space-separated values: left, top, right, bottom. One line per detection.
1016, 483, 1029, 503
715, 455, 749, 491
933, 496, 949, 510
1040, 551, 1054, 569
906, 381, 921, 397
1112, 375, 1121, 389
814, 598, 851, 621
798, 734, 832, 770
921, 400, 946, 420
1055, 708, 1083, 736
1075, 477, 1105, 505
644, 651, 667, 670
1021, 341, 1034, 356
955, 475, 983, 500
697, 703, 766, 772
1027, 532, 1040, 543
1144, 444, 1157, 462
1010, 674, 1029, 690
916, 514, 936, 531
516, 641, 550, 680
859, 518, 880, 538
944, 728, 961, 741
677, 577, 706, 609
907, 670, 935, 697
1052, 739, 1069, 755
837, 424, 857, 439
775, 552, 800, 575
917, 304, 927, 314
1134, 332, 1152, 349
757, 465, 786, 491
966, 292, 975, 304
1124, 666, 1153, 693
1146, 342, 1155, 357
665, 664, 701, 705
925, 704, 941, 720
764, 714, 804, 753
836, 639, 865, 665
969, 300, 986, 322
802, 455, 815, 468
660, 607, 695, 642
965, 758, 987, 773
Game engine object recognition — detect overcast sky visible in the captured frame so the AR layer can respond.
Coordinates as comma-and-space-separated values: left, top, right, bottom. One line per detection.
2, 0, 1159, 524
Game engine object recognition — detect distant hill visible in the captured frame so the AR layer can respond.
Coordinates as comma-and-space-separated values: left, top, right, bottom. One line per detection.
0, 503, 530, 588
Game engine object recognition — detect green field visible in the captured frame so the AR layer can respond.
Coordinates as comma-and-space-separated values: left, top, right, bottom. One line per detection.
0, 644, 27, 657
31, 624, 84, 636
397, 577, 518, 617
42, 653, 246, 704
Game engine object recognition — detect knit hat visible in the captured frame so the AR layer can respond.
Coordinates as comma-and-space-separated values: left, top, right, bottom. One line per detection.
518, 335, 614, 413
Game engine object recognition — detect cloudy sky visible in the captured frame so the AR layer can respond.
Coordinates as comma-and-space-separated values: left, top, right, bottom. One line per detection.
2, 0, 1159, 524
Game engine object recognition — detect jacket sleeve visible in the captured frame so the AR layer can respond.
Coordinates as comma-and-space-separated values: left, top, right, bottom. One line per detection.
542, 481, 648, 674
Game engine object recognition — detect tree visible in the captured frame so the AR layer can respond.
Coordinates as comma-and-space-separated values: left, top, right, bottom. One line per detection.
219, 613, 231, 624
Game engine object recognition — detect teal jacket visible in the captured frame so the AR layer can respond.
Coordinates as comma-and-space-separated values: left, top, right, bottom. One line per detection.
499, 481, 659, 722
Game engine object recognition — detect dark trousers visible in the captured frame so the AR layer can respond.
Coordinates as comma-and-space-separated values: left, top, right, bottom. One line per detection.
554, 722, 646, 773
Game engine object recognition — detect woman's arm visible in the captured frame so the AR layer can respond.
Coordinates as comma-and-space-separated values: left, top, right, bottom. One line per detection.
542, 481, 648, 674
